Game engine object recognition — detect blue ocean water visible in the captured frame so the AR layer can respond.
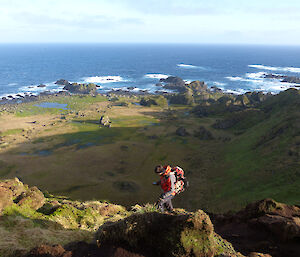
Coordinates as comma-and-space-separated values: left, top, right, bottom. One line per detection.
1, 44, 300, 98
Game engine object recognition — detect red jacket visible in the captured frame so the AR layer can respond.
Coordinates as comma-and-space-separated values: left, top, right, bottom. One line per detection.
160, 165, 176, 195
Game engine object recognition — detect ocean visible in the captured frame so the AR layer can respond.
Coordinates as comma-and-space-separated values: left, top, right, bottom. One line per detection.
1, 44, 300, 98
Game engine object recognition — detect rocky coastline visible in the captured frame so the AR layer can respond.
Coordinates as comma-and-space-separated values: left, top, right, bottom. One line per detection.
264, 73, 300, 85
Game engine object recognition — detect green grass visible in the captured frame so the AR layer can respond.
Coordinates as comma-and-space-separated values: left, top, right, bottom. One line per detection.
0, 129, 23, 136
14, 95, 107, 117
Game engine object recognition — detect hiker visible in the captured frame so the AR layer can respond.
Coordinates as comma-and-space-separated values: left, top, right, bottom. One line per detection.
153, 164, 188, 212
153, 165, 176, 212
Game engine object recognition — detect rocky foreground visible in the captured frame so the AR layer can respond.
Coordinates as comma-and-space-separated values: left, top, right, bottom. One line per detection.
0, 178, 299, 257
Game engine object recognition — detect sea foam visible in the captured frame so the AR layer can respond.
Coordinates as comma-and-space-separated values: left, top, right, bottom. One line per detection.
84, 76, 124, 83
177, 64, 206, 69
249, 64, 300, 73
144, 74, 169, 79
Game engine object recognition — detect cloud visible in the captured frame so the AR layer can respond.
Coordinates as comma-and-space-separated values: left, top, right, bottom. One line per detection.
108, 0, 223, 16
13, 11, 144, 30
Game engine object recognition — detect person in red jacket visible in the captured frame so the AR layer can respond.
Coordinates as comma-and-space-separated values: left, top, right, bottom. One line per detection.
153, 165, 176, 212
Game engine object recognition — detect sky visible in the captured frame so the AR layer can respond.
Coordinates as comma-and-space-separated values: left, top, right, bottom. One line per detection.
0, 0, 300, 45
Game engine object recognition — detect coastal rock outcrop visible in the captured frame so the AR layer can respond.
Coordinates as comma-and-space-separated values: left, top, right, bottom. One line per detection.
63, 83, 97, 95
160, 76, 186, 93
264, 74, 300, 84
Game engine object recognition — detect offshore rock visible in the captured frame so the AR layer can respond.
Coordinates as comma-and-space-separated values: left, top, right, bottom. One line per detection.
55, 79, 71, 86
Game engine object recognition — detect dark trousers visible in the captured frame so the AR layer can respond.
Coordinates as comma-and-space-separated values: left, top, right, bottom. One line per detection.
158, 193, 174, 212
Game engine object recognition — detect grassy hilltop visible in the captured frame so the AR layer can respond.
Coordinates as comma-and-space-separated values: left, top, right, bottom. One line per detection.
0, 83, 299, 213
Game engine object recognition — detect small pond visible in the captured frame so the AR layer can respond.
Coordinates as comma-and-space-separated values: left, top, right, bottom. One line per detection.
35, 102, 68, 110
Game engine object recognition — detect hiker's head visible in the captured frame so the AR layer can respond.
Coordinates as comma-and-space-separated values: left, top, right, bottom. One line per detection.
154, 165, 164, 175
155, 165, 172, 175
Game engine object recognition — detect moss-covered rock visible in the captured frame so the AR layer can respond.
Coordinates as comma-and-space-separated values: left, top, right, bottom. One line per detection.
16, 186, 45, 210
0, 187, 13, 213
169, 89, 195, 105
140, 96, 168, 108
95, 210, 243, 257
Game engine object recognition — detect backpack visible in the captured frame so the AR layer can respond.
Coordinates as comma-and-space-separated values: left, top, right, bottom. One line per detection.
172, 166, 189, 194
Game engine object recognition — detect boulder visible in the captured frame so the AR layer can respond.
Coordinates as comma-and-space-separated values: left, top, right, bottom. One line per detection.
95, 210, 242, 257
194, 126, 214, 140
176, 127, 189, 137
99, 115, 111, 127
37, 84, 46, 88
16, 186, 45, 210
0, 186, 13, 212
0, 177, 26, 198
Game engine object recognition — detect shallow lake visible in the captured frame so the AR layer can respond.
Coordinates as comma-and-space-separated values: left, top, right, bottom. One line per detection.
35, 102, 68, 110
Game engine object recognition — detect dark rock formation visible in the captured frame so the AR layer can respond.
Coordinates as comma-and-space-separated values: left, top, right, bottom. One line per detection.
140, 98, 157, 107
160, 76, 185, 85
169, 88, 194, 105
160, 76, 186, 93
176, 127, 189, 137
282, 76, 300, 84
37, 84, 46, 88
264, 74, 300, 84
264, 74, 285, 79
211, 199, 300, 257
193, 126, 214, 140
63, 83, 97, 95
55, 79, 71, 86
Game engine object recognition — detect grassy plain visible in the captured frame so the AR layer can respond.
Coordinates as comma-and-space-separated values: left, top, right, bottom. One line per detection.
0, 93, 299, 212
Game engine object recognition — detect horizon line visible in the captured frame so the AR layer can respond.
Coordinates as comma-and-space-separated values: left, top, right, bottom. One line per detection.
0, 42, 300, 47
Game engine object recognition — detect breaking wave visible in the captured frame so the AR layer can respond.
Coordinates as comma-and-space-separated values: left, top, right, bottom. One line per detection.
226, 72, 299, 93
83, 76, 124, 83
249, 64, 300, 73
144, 74, 169, 79
177, 64, 206, 69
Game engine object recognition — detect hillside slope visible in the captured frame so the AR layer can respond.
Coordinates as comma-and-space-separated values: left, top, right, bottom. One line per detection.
1, 178, 299, 257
